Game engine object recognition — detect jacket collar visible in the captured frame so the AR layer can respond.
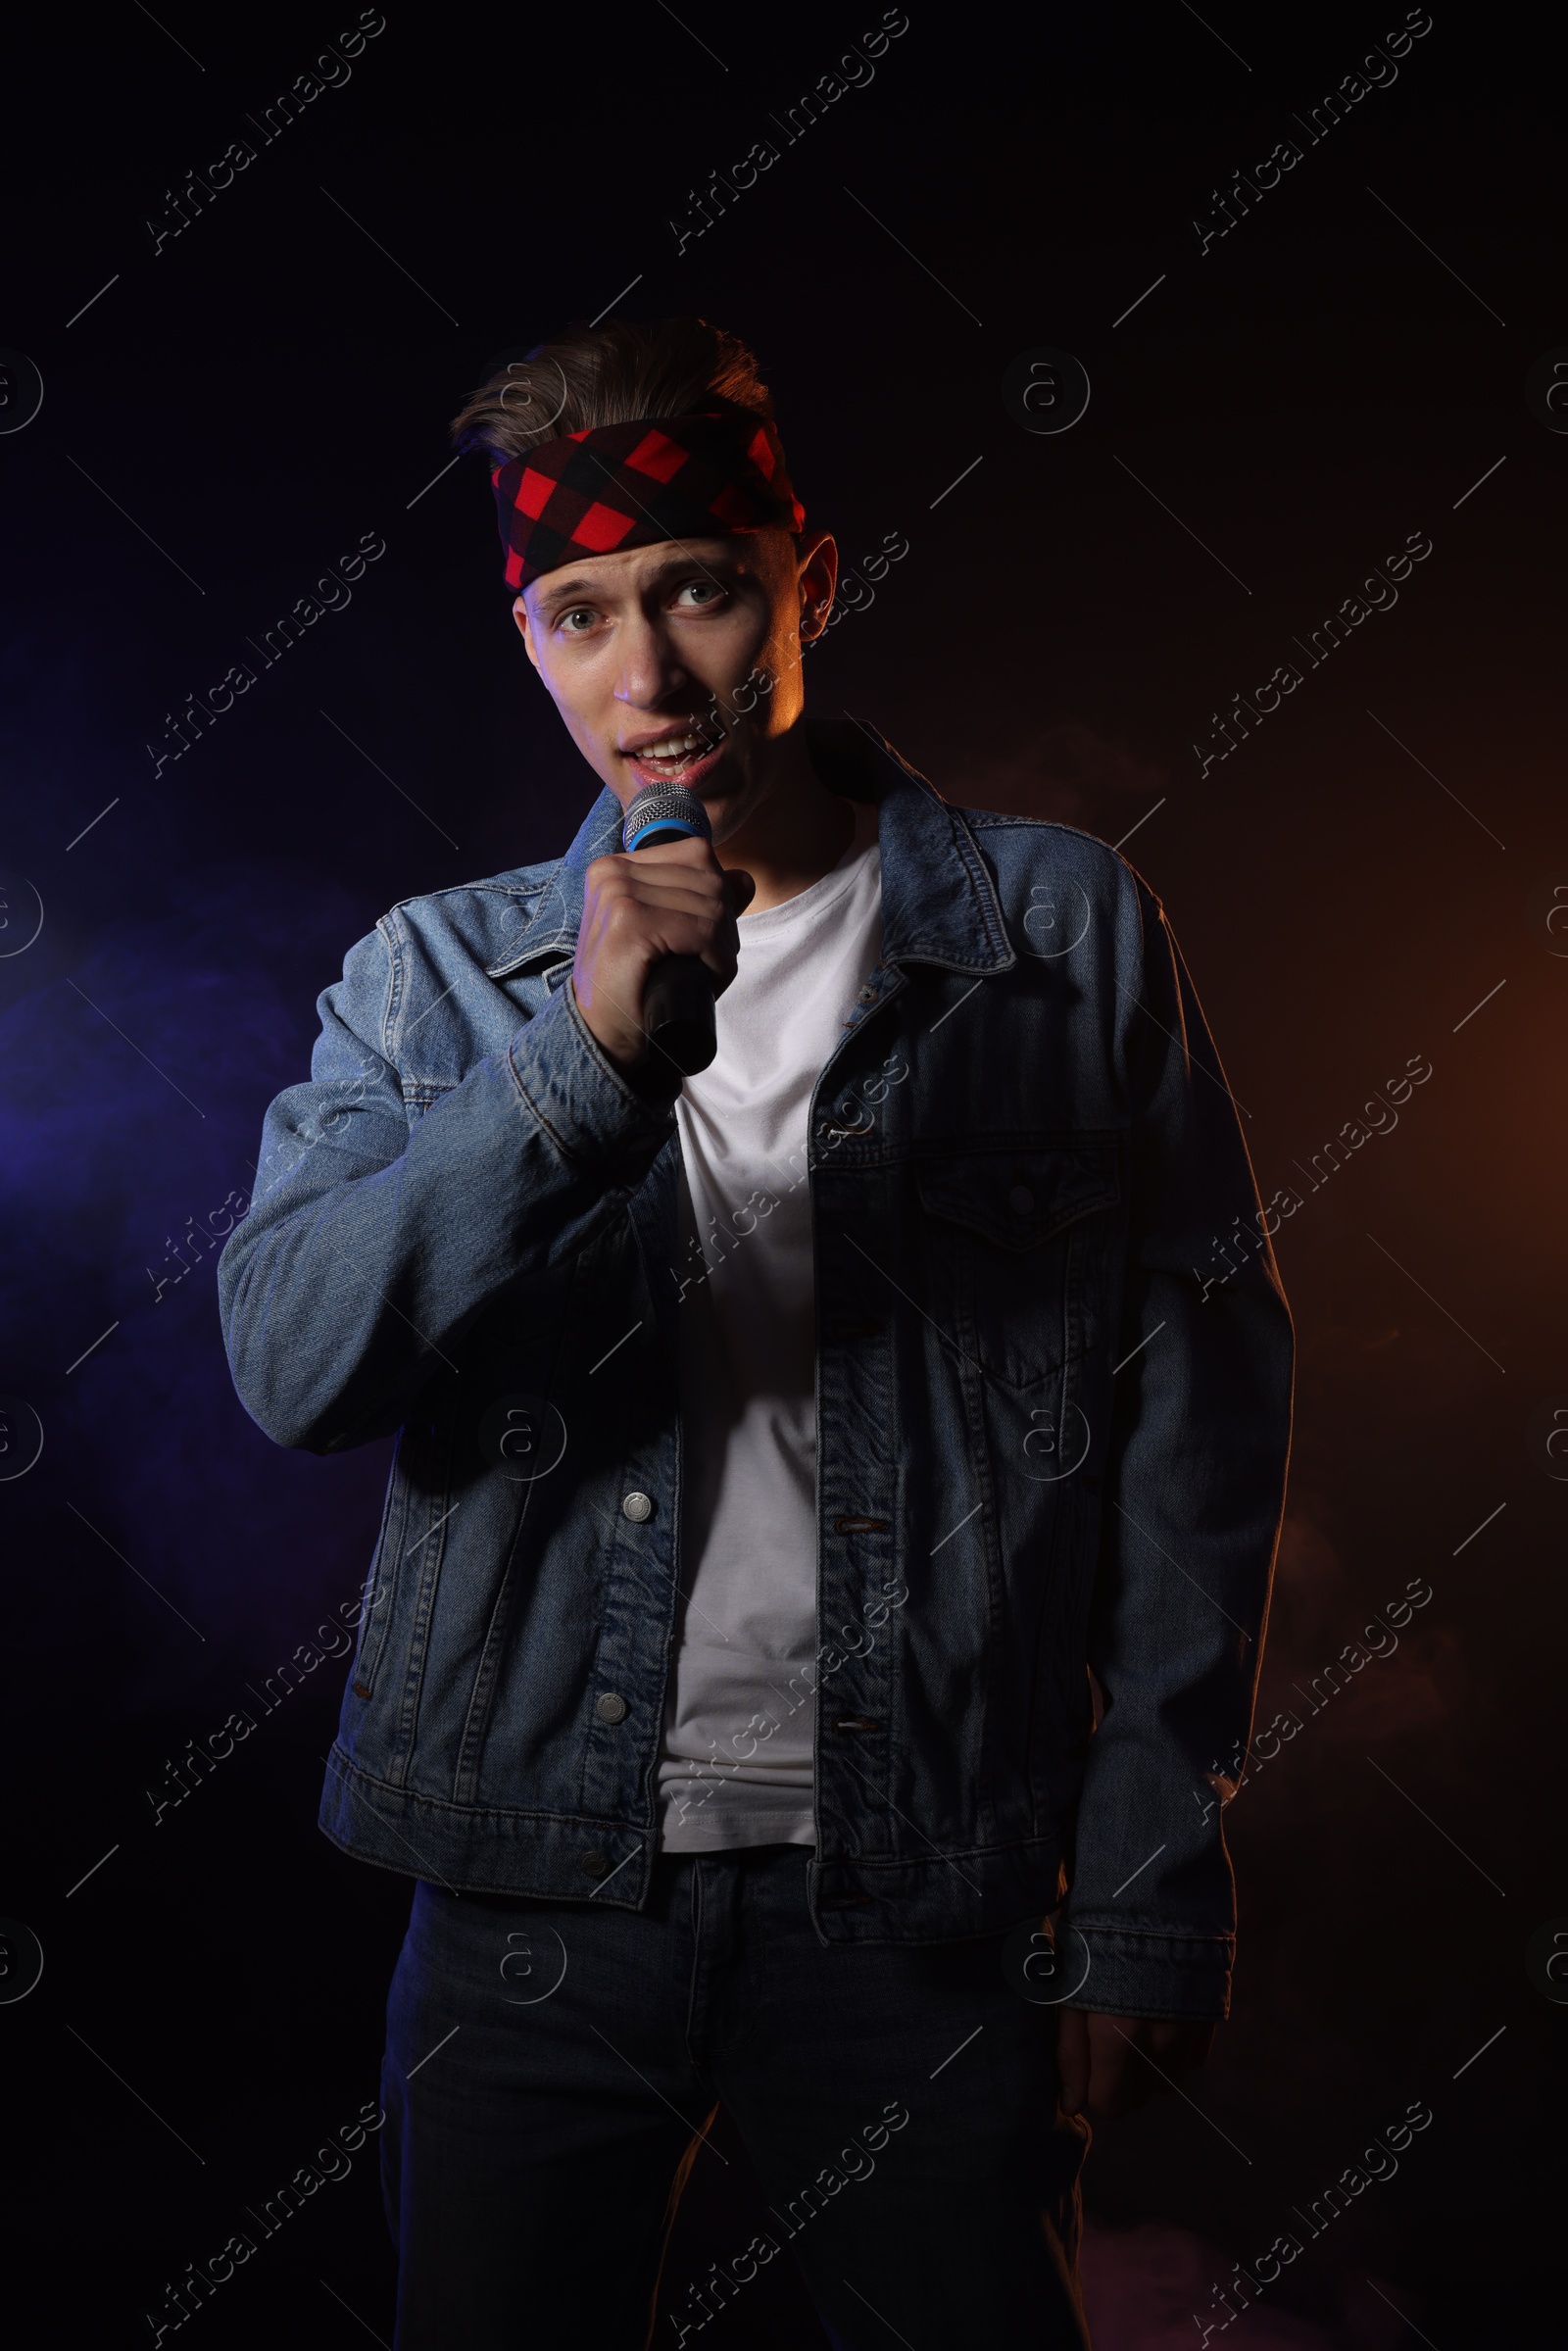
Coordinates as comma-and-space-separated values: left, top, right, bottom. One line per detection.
485, 717, 1015, 981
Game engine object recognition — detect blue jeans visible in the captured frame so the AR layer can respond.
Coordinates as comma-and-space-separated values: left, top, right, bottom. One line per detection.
381, 1843, 1092, 2348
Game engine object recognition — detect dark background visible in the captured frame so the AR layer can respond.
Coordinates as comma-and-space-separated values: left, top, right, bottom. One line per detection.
2, 3, 1562, 2344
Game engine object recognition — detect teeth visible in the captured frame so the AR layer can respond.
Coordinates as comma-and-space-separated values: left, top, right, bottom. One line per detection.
641, 733, 704, 759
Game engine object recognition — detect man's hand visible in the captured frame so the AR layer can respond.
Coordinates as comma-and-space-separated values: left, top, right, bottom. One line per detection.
1056, 2008, 1216, 2120
571, 835, 755, 1072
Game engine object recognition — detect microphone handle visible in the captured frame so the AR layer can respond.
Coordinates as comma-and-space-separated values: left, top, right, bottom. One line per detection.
643, 953, 716, 1075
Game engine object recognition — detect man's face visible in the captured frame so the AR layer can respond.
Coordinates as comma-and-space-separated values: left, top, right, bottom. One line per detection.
513, 527, 837, 843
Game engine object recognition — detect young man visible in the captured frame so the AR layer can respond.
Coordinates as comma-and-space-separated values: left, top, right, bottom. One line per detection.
219, 317, 1293, 2348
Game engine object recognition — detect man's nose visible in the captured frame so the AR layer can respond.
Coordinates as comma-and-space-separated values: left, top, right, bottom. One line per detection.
613, 621, 686, 708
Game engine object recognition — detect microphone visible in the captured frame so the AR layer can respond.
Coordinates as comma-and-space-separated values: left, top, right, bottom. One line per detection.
620, 780, 719, 1075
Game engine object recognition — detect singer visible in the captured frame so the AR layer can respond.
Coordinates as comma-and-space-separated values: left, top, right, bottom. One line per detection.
218, 316, 1293, 2347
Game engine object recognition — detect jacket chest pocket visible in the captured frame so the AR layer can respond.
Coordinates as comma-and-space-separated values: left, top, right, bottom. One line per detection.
913, 1145, 1120, 1391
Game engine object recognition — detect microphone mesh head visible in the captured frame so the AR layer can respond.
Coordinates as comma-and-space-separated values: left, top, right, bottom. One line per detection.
621, 781, 712, 851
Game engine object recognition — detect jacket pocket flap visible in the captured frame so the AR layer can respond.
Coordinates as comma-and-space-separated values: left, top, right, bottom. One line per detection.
915, 1146, 1119, 1251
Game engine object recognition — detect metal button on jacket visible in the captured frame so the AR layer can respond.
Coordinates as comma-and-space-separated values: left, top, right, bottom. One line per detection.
621, 1491, 653, 1522
578, 1848, 611, 1877
595, 1692, 628, 1724
1008, 1185, 1035, 1214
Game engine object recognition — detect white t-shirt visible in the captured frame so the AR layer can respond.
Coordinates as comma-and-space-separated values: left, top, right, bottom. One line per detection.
657, 826, 883, 1850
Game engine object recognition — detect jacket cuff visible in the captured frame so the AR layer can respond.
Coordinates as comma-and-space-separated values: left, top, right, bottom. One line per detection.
506, 975, 680, 1169
1061, 1926, 1235, 2020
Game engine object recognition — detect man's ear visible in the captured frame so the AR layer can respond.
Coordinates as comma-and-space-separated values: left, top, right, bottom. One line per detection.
513, 594, 542, 671
796, 531, 839, 643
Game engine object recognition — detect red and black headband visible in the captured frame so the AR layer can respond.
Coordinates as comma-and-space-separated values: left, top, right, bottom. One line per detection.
490, 408, 806, 594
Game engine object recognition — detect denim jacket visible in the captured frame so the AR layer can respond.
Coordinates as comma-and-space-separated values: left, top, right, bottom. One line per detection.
219, 720, 1292, 2018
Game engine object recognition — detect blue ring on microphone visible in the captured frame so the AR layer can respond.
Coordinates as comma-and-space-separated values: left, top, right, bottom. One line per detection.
622, 813, 709, 851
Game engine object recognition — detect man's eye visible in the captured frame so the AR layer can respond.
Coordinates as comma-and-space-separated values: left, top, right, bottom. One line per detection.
674, 581, 724, 609
559, 609, 597, 633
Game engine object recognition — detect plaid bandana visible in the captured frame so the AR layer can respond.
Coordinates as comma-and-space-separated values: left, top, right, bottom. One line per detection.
491, 409, 806, 594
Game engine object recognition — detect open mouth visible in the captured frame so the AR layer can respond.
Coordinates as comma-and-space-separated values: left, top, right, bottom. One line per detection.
621, 729, 727, 794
